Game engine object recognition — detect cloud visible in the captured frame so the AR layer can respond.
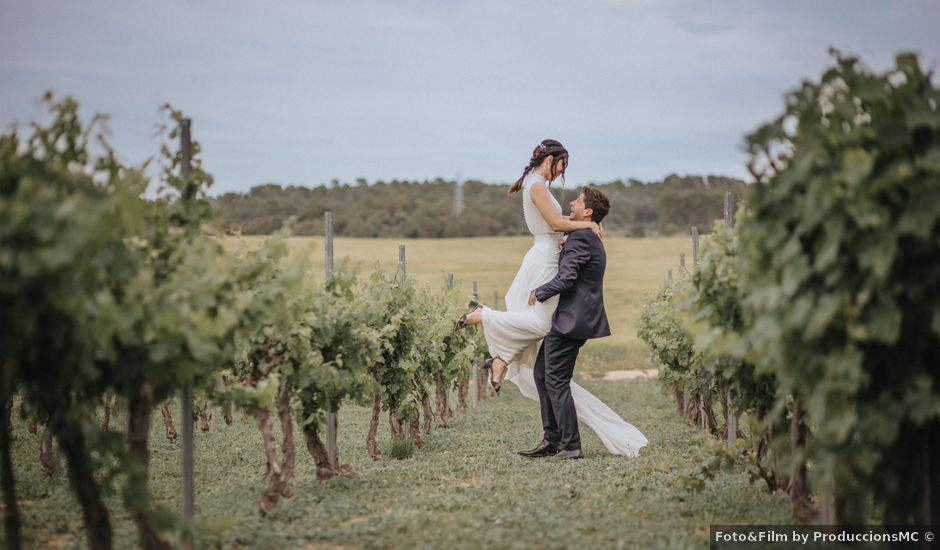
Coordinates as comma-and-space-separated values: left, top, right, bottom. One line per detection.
1, 0, 938, 194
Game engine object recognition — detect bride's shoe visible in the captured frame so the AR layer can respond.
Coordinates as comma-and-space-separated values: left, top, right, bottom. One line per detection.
455, 304, 482, 330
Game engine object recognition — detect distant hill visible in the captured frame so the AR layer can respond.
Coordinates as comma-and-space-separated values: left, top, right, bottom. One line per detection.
212, 174, 749, 238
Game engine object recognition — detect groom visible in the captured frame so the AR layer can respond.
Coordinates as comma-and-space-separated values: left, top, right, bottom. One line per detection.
521, 187, 611, 460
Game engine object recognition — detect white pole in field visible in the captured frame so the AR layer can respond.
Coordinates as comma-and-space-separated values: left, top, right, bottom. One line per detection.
453, 171, 464, 216
325, 212, 338, 470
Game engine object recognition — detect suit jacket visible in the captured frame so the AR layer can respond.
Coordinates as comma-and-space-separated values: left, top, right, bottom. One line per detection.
534, 228, 611, 339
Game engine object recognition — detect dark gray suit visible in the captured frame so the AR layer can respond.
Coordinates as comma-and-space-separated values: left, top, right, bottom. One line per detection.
532, 228, 610, 450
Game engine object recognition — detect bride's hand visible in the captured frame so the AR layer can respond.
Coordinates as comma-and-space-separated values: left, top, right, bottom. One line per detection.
591, 222, 604, 239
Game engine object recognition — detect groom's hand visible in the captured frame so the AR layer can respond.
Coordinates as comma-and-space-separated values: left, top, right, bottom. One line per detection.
528, 290, 537, 306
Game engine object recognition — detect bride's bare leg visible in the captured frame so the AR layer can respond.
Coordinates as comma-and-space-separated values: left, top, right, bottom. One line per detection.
455, 305, 506, 395
456, 305, 483, 330
462, 307, 483, 326
489, 357, 508, 395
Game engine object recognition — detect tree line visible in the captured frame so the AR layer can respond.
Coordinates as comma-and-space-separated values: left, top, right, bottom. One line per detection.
213, 175, 749, 238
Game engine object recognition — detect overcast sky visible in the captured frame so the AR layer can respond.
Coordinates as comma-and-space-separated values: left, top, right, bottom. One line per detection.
2, 1, 939, 194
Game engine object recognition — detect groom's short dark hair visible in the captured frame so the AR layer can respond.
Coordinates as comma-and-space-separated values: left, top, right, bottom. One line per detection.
582, 187, 610, 223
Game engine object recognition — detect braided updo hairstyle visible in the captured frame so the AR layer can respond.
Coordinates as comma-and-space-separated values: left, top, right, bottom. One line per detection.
509, 139, 568, 194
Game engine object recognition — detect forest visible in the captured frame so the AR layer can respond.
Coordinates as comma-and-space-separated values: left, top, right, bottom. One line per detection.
213, 175, 749, 238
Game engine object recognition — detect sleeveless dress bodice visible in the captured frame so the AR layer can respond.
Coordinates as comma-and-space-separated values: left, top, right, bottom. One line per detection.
521, 172, 564, 253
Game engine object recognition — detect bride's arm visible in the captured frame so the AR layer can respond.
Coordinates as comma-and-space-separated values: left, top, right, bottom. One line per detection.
530, 182, 599, 234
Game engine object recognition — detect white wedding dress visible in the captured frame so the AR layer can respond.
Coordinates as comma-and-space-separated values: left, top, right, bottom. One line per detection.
479, 172, 648, 457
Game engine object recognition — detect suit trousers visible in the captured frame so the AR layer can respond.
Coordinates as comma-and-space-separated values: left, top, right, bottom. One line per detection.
533, 331, 586, 451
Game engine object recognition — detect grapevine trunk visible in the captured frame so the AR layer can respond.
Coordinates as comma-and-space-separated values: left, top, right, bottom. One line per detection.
126, 383, 171, 550
788, 399, 814, 523
367, 388, 382, 460
160, 399, 177, 439
40, 429, 55, 477
275, 384, 295, 499
434, 371, 448, 428
302, 421, 335, 480
1, 386, 22, 550
457, 377, 469, 413
256, 406, 283, 511
58, 423, 113, 550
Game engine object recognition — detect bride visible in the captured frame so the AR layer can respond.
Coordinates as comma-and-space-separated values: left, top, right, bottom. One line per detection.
455, 139, 648, 457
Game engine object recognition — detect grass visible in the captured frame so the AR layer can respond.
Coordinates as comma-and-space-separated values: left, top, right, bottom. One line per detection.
8, 380, 794, 549
387, 437, 418, 460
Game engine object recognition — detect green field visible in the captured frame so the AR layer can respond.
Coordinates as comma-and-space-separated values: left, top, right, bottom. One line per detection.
224, 235, 696, 377
8, 235, 796, 550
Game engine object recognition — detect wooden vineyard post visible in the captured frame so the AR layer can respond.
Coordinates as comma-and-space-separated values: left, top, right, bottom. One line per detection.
325, 213, 339, 471
398, 245, 406, 284
679, 253, 686, 270
691, 226, 707, 431
447, 273, 465, 416
448, 273, 463, 411
724, 192, 738, 445
493, 289, 499, 310
471, 281, 479, 405
179, 118, 195, 550
397, 245, 412, 438
667, 269, 673, 281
